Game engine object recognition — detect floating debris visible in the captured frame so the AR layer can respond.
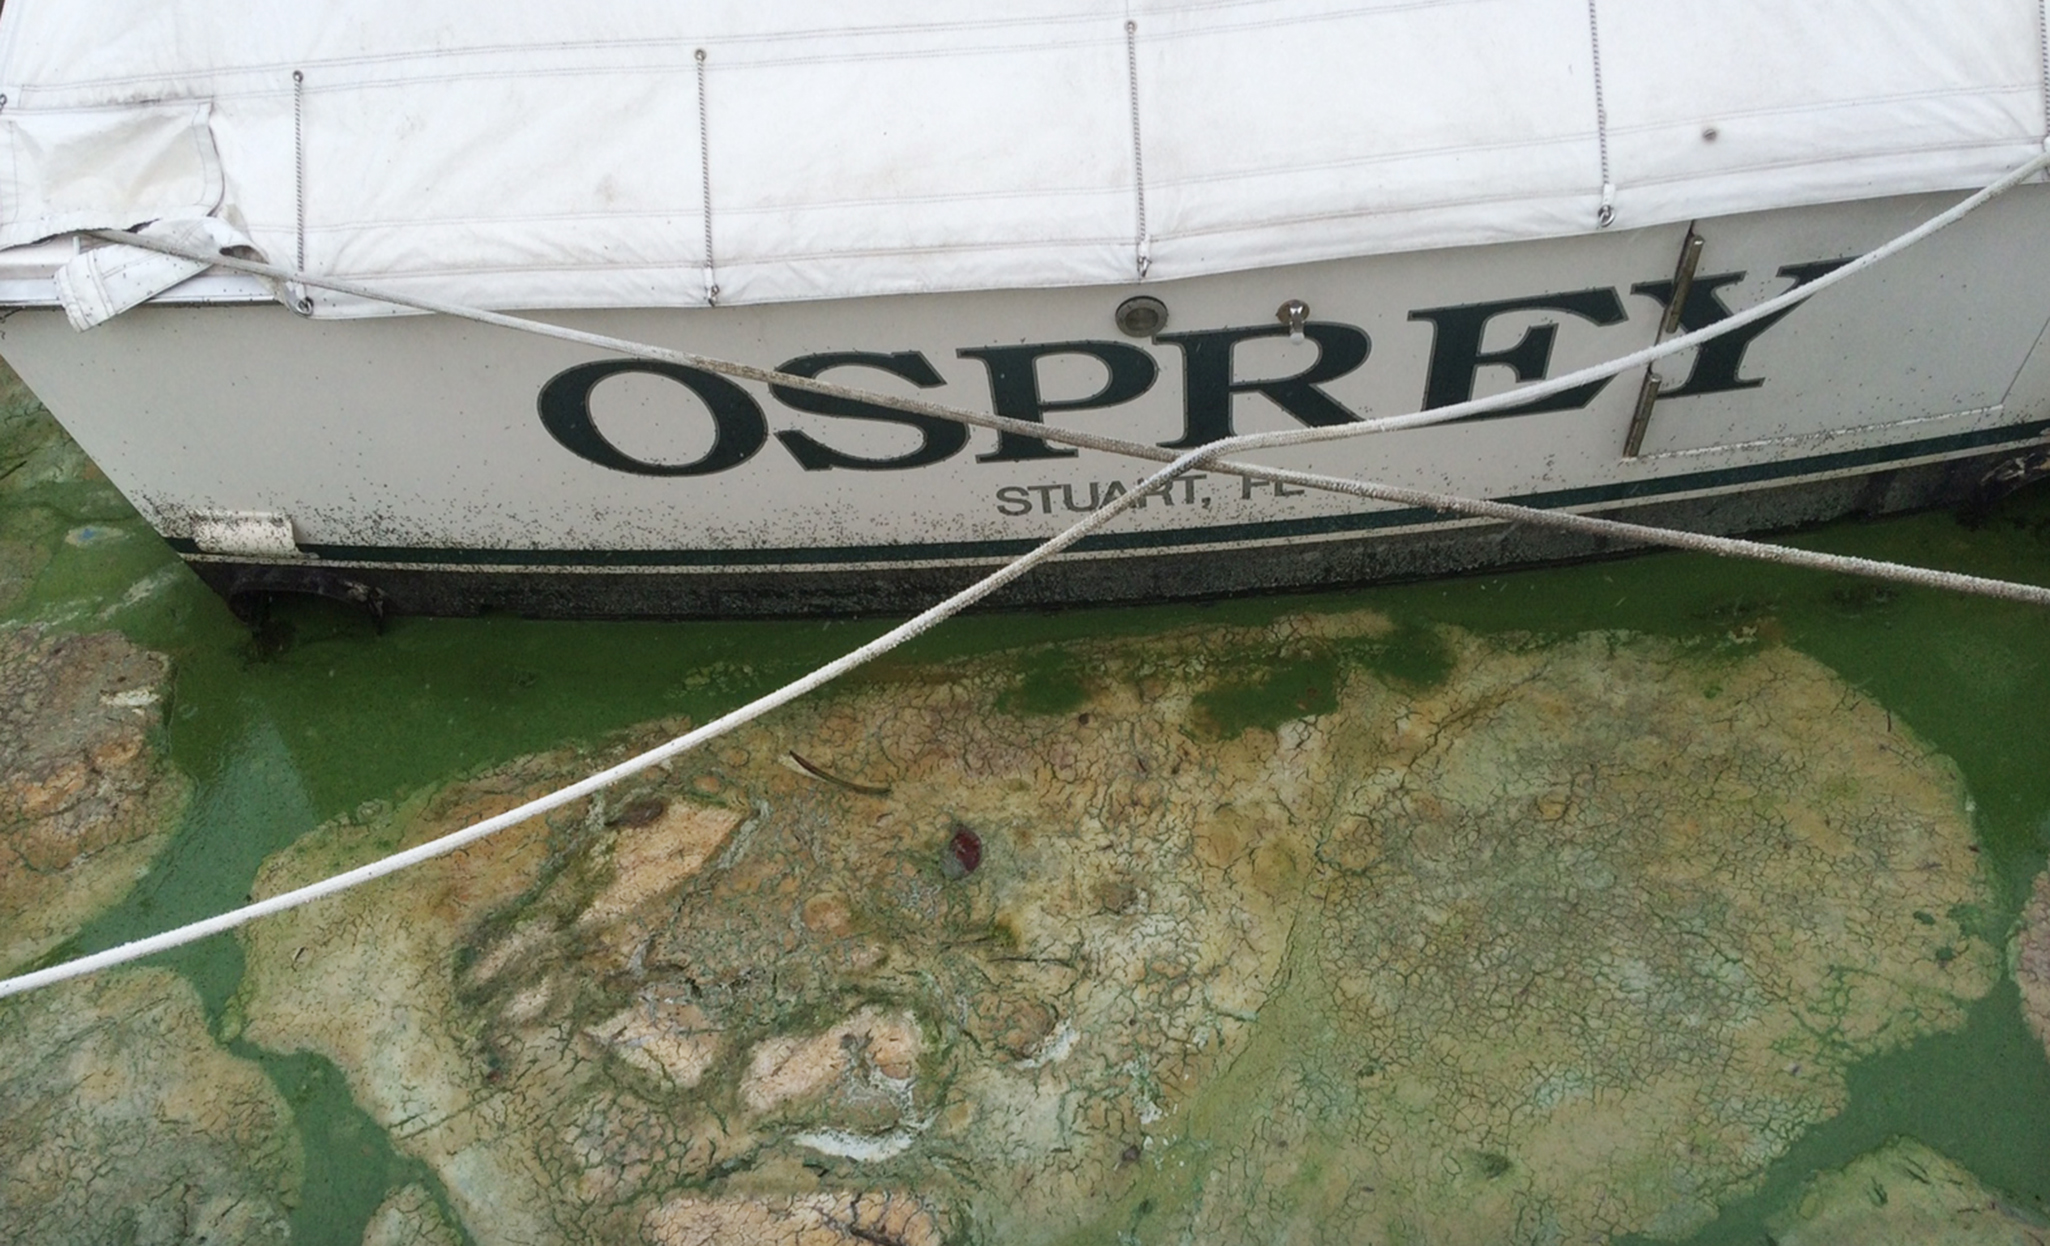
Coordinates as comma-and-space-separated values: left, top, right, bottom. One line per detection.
608, 795, 668, 828
62, 523, 125, 547
787, 750, 892, 797
941, 823, 982, 879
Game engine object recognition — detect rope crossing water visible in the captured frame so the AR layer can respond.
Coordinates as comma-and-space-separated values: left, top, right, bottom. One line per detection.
3, 151, 2048, 1000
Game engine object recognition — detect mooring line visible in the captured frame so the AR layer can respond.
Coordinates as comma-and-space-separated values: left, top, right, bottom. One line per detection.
0, 440, 1221, 1000
4, 151, 2047, 1000
1205, 467, 2050, 607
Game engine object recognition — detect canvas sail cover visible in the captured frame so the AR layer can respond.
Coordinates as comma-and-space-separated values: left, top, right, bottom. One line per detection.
0, 0, 2043, 315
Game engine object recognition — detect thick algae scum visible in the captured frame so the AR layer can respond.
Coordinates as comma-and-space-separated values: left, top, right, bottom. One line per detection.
219, 621, 1998, 1244
1, 362, 2049, 1244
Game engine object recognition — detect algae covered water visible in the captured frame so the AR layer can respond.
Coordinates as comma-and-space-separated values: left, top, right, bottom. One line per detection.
4, 363, 2050, 1244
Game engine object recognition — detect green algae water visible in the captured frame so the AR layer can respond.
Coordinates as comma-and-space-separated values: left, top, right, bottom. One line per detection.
6, 364, 2050, 1242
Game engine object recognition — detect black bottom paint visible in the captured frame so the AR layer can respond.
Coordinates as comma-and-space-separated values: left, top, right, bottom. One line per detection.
185, 447, 2034, 620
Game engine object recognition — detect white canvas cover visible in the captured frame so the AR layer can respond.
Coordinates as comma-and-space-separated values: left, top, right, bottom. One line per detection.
0, 101, 220, 249
0, 0, 2043, 315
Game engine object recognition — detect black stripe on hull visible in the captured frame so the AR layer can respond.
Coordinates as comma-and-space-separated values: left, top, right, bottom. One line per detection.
178, 430, 2049, 618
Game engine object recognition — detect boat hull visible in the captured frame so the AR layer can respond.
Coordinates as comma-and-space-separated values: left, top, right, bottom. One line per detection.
170, 446, 2043, 617
5, 188, 2049, 617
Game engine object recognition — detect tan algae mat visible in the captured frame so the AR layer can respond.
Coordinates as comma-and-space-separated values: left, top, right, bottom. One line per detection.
212, 615, 2003, 1245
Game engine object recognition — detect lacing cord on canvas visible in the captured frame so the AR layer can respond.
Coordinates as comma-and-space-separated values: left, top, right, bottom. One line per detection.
3, 151, 2048, 1001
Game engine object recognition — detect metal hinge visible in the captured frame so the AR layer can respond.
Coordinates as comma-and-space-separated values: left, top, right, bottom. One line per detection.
1622, 227, 1704, 457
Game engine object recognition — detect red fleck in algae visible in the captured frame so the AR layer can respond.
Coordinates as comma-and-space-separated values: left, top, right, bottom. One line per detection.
943, 825, 982, 879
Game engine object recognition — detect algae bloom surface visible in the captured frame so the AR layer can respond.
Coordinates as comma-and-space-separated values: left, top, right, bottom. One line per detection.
220, 616, 1995, 1244
4, 359, 2050, 1245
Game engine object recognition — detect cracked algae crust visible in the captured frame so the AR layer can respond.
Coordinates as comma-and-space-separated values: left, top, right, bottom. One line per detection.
361, 1182, 465, 1246
2018, 870, 2050, 1066
232, 617, 1993, 1245
1763, 1137, 2050, 1245
0, 625, 186, 973
0, 968, 302, 1245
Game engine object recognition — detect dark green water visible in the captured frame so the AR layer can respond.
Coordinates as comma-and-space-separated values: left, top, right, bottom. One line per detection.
8, 378, 2050, 1240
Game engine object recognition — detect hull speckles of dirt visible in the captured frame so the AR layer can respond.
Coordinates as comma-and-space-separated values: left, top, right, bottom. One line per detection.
0, 625, 185, 972
234, 615, 1993, 1245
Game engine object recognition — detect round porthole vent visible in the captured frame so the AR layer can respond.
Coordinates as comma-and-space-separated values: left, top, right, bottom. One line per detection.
1114, 295, 1169, 338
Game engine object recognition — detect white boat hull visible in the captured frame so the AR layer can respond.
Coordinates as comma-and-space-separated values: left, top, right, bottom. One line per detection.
5, 188, 2050, 616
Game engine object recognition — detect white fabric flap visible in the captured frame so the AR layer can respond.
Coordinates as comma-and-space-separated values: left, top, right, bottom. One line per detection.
54, 216, 259, 329
0, 101, 222, 249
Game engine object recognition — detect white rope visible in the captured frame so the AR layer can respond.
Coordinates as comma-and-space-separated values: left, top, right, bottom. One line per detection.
0, 444, 1214, 1000
6, 150, 2047, 1001
1206, 466, 2050, 607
